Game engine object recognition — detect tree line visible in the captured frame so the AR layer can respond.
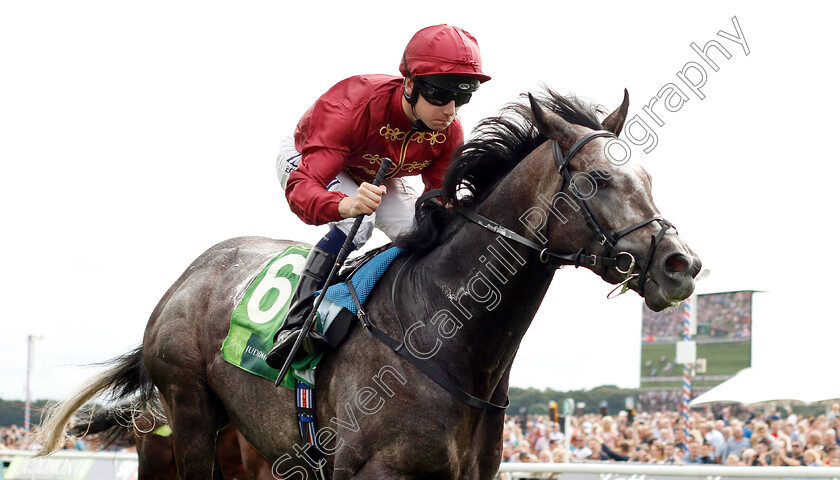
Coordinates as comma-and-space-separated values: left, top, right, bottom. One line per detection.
0, 399, 49, 428
506, 385, 638, 417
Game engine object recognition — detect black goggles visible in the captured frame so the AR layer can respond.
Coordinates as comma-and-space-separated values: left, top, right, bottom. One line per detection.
416, 79, 472, 107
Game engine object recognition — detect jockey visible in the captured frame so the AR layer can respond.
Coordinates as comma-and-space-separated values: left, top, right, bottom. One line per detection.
266, 25, 490, 367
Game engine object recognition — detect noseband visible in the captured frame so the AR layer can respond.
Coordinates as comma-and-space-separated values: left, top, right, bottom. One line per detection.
448, 130, 676, 297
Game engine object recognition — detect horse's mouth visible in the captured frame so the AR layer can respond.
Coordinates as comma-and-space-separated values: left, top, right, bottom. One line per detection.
642, 274, 694, 312
600, 243, 699, 311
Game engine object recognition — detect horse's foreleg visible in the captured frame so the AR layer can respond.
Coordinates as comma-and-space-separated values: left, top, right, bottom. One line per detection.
161, 383, 222, 480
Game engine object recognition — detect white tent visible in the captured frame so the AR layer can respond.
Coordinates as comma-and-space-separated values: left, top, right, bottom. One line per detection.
689, 368, 840, 407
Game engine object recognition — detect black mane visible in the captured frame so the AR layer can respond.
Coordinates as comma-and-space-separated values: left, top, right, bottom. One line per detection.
395, 88, 607, 255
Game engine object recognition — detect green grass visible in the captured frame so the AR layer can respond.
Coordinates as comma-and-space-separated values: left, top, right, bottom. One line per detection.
640, 340, 751, 388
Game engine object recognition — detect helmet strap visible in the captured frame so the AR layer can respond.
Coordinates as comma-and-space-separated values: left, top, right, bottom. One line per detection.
401, 54, 422, 107
410, 106, 432, 131
402, 77, 431, 131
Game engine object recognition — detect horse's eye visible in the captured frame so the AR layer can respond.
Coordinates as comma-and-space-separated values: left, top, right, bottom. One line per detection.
592, 170, 611, 189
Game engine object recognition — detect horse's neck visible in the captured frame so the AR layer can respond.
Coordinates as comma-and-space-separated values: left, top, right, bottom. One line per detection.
409, 147, 558, 396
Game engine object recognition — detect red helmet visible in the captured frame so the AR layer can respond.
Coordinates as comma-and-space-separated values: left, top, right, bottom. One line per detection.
399, 25, 491, 84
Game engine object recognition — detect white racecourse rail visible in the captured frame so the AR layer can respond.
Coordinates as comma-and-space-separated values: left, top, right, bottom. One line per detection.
496, 462, 840, 480
0, 450, 137, 480
3, 451, 839, 480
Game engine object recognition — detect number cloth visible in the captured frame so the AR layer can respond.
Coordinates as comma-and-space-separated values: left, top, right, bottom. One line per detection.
221, 244, 322, 388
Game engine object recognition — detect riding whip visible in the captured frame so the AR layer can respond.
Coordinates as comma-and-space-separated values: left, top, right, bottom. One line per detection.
275, 157, 394, 386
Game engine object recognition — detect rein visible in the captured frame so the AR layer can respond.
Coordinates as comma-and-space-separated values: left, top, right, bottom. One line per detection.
344, 270, 509, 413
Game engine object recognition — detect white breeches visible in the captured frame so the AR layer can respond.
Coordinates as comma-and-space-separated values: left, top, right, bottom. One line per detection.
276, 136, 418, 247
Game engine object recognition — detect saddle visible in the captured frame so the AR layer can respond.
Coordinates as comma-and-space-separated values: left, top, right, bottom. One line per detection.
315, 243, 396, 348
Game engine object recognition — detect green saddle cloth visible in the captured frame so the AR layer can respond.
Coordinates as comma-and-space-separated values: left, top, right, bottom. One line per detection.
220, 244, 322, 389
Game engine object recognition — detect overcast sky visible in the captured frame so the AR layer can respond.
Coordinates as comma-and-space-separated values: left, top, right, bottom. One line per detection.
2, 1, 837, 402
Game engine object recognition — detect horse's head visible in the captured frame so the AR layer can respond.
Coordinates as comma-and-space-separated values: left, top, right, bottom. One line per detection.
527, 91, 701, 311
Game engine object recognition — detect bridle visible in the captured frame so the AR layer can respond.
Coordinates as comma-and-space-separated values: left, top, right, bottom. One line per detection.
449, 130, 676, 297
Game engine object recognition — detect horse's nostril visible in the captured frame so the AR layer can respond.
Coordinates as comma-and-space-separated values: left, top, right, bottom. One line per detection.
665, 254, 687, 273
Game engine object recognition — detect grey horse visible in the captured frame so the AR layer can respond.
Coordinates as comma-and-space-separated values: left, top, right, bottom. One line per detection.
38, 89, 701, 479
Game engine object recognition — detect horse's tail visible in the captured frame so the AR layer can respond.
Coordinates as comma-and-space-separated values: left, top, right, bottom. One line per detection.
67, 397, 168, 449
35, 345, 156, 456
67, 405, 136, 449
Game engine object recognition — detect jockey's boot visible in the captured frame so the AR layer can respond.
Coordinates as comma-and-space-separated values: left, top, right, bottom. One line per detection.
265, 246, 335, 369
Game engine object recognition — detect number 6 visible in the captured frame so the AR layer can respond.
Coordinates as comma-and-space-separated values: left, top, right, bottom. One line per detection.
247, 254, 306, 324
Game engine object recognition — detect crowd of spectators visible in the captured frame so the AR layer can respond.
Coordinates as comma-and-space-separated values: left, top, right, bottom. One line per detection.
502, 403, 840, 469
641, 292, 753, 343
5, 402, 840, 472
699, 291, 752, 339
0, 425, 27, 450
0, 424, 127, 452
638, 391, 685, 412
641, 309, 684, 341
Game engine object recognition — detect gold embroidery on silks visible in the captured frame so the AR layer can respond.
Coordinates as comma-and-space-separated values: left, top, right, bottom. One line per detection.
363, 154, 383, 165
363, 153, 399, 178
378, 124, 447, 145
353, 164, 379, 177
346, 157, 431, 183
402, 159, 432, 172
408, 131, 446, 146
379, 125, 407, 141
346, 126, 446, 183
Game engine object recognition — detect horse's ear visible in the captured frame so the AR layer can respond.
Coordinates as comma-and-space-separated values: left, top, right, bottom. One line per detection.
528, 93, 575, 146
602, 89, 630, 136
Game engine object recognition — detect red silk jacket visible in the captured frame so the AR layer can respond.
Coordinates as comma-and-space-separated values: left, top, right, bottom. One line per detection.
285, 74, 463, 225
